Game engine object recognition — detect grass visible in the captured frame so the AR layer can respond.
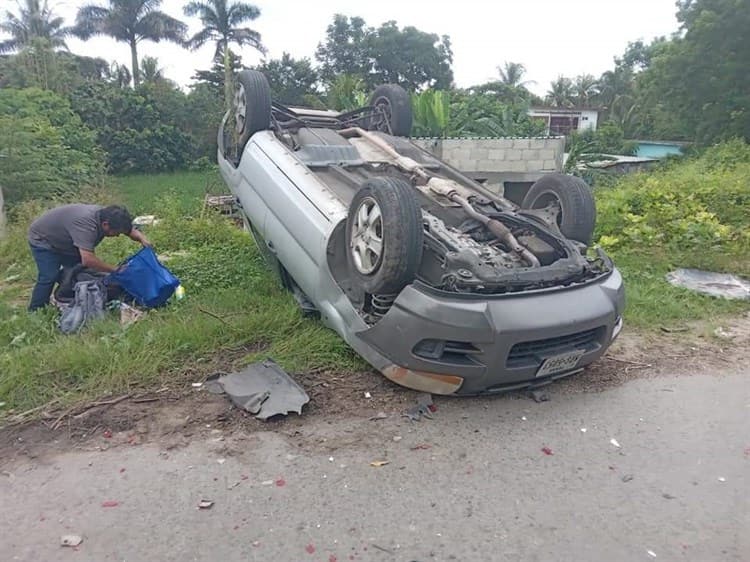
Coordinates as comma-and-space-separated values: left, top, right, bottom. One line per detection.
2, 148, 749, 417
609, 253, 748, 330
113, 169, 225, 215
0, 190, 363, 416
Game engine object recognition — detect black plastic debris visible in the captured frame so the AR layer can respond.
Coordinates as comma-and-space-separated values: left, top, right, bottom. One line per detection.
205, 359, 310, 420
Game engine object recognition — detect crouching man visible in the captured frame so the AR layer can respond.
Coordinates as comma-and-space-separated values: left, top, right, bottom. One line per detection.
27, 204, 151, 311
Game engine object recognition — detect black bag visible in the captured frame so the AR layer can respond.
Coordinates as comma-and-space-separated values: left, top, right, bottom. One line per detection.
54, 264, 121, 304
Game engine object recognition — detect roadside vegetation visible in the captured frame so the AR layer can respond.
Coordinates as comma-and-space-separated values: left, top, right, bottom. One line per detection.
2, 142, 749, 416
594, 139, 750, 328
0, 0, 748, 417
0, 186, 364, 415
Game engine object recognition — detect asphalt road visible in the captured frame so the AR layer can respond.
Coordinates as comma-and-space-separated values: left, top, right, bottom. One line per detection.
2, 370, 748, 562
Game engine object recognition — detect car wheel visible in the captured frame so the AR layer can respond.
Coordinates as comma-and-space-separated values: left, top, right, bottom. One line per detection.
346, 177, 423, 295
234, 70, 272, 153
521, 173, 596, 245
368, 84, 413, 137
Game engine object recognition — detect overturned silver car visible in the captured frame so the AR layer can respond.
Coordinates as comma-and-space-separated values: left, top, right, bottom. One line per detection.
218, 70, 625, 395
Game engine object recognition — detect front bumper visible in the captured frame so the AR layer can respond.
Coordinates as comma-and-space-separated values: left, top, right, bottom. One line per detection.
355, 268, 625, 395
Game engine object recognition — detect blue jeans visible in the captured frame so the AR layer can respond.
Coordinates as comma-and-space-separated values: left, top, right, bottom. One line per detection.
28, 244, 81, 311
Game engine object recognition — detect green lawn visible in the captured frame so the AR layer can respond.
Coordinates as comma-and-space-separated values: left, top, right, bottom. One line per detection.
113, 169, 226, 215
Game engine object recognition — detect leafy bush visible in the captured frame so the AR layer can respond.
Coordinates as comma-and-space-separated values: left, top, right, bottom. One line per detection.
595, 140, 750, 274
69, 82, 198, 174
0, 88, 105, 206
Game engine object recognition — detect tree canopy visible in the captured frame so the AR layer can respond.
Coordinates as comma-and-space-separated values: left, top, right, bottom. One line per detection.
316, 14, 453, 92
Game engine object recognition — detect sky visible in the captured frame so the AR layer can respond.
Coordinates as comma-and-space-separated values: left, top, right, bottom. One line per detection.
47, 0, 681, 96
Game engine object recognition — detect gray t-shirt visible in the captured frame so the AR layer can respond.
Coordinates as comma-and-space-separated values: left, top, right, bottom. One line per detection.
28, 204, 105, 256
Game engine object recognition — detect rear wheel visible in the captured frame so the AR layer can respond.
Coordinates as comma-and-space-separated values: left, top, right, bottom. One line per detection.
368, 84, 413, 137
346, 177, 423, 294
521, 173, 596, 245
233, 70, 272, 155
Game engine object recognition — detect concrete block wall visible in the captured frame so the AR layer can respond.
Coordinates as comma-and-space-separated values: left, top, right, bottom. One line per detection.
412, 137, 565, 174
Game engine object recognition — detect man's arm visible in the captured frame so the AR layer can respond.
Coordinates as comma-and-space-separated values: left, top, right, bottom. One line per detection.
79, 249, 118, 273
128, 228, 152, 247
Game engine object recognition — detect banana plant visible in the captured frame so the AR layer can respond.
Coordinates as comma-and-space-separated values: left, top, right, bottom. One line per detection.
411, 89, 450, 137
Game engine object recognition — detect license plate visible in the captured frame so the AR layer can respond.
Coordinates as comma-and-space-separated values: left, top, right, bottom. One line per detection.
536, 350, 585, 377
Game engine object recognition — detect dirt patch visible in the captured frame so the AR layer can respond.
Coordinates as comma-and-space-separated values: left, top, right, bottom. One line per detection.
2, 314, 749, 465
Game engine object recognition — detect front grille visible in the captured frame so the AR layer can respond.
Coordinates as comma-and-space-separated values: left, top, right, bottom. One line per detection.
506, 327, 605, 368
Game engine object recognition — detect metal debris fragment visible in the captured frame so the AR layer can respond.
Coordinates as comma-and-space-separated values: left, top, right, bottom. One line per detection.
197, 500, 214, 509
61, 535, 83, 547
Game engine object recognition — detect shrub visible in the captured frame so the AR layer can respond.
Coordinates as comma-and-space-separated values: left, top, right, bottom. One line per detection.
595, 140, 750, 273
69, 82, 198, 174
0, 88, 105, 206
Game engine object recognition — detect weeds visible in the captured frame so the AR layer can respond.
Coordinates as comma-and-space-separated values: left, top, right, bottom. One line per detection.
0, 192, 363, 414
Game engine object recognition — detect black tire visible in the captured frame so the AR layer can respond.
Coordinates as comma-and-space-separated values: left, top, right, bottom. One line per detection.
368, 84, 413, 137
521, 173, 596, 245
346, 177, 423, 294
234, 70, 271, 152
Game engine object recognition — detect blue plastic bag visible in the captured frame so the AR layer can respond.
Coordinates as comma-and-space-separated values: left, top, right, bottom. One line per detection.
106, 247, 180, 308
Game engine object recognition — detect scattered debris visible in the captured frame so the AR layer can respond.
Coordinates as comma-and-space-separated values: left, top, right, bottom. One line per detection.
580, 428, 587, 433
60, 535, 83, 547
660, 325, 690, 333
369, 412, 388, 421
371, 543, 396, 555
261, 480, 274, 486
718, 477, 726, 483
370, 460, 390, 467
621, 474, 634, 483
102, 429, 112, 439
119, 303, 145, 326
521, 416, 527, 421
132, 215, 160, 227
610, 438, 621, 448
191, 382, 203, 388
305, 543, 316, 554
666, 268, 750, 300
205, 359, 309, 420
417, 393, 436, 412
217, 458, 226, 465
662, 493, 676, 500
275, 478, 286, 487
101, 501, 119, 508
197, 500, 214, 509
410, 444, 432, 451
541, 447, 553, 456
364, 392, 372, 399
392, 436, 402, 442
714, 327, 734, 339
403, 403, 432, 421
647, 549, 657, 558
529, 390, 550, 403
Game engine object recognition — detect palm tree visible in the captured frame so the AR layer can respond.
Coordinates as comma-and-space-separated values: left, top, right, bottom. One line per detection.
183, 0, 265, 110
497, 62, 531, 89
546, 76, 575, 108
0, 0, 69, 53
140, 55, 164, 83
108, 61, 131, 88
72, 0, 186, 87
573, 74, 599, 107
